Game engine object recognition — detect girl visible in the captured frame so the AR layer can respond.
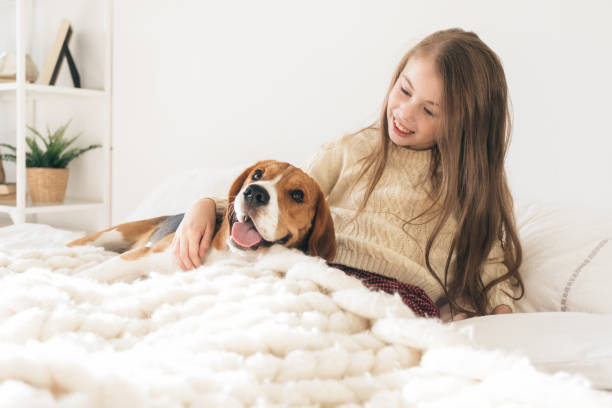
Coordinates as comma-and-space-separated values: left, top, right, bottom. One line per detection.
172, 28, 524, 320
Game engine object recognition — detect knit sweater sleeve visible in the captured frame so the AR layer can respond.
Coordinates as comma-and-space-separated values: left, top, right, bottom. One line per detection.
482, 241, 518, 313
303, 140, 344, 197
211, 197, 228, 225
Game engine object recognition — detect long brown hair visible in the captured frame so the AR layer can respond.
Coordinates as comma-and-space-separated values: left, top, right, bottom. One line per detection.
355, 28, 524, 316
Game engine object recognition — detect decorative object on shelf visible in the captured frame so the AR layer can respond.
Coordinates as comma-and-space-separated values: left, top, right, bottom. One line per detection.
0, 183, 16, 195
0, 184, 17, 201
0, 179, 17, 201
0, 154, 17, 201
39, 18, 80, 88
0, 51, 39, 83
26, 167, 69, 203
0, 193, 16, 201
0, 120, 101, 203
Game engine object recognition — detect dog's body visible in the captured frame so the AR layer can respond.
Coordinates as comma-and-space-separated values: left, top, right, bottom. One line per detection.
69, 160, 336, 281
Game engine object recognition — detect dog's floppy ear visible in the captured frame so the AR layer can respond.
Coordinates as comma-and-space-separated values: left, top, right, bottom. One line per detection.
306, 190, 336, 262
212, 163, 258, 250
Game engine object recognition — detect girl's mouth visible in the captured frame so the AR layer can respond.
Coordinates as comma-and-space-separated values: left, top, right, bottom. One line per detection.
392, 116, 415, 137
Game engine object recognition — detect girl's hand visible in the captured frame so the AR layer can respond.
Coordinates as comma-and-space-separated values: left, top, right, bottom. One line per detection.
439, 298, 471, 322
450, 312, 469, 321
172, 198, 217, 271
449, 304, 511, 321
441, 301, 512, 322
492, 304, 512, 314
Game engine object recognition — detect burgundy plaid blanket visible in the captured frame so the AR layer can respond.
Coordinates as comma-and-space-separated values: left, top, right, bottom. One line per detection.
328, 263, 440, 318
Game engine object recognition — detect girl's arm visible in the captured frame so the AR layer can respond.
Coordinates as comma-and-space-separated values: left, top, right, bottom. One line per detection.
172, 197, 227, 270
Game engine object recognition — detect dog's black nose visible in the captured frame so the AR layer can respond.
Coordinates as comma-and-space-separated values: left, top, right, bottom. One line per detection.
243, 184, 269, 207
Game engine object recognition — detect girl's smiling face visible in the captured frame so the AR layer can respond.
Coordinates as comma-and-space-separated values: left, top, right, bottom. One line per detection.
387, 56, 443, 149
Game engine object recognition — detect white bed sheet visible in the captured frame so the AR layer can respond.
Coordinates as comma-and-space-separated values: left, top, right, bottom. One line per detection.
453, 312, 612, 390
0, 223, 82, 250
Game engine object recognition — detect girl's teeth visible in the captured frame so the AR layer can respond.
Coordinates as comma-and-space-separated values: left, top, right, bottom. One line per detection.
394, 118, 413, 134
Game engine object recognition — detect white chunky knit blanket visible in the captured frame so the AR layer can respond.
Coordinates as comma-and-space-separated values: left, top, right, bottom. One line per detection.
0, 228, 610, 407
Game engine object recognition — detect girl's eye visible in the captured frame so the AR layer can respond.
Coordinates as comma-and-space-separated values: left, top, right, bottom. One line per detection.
400, 86, 434, 116
290, 190, 304, 203
252, 169, 263, 180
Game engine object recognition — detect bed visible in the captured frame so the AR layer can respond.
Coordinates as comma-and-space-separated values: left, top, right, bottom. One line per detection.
0, 166, 611, 407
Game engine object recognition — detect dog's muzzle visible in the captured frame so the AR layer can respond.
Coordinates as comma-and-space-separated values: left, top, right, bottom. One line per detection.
243, 184, 269, 208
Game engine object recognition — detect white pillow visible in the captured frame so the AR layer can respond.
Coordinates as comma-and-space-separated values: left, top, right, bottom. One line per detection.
125, 165, 246, 222
452, 312, 612, 390
515, 202, 612, 313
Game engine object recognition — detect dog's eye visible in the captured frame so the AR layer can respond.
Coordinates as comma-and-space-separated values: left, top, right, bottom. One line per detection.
252, 169, 263, 180
290, 189, 304, 203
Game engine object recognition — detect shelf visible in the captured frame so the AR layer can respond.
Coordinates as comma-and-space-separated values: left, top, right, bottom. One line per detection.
0, 198, 105, 215
3, 0, 113, 230
0, 82, 106, 98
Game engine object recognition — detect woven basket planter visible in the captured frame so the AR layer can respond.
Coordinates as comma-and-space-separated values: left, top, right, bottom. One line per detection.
27, 167, 69, 203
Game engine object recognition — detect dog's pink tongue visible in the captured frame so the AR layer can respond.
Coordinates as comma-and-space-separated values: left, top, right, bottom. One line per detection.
231, 219, 263, 248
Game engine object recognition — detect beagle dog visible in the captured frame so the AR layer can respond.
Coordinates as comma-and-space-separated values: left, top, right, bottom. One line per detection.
68, 160, 336, 281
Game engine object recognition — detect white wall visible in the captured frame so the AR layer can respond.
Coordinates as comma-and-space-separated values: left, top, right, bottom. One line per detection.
109, 0, 610, 222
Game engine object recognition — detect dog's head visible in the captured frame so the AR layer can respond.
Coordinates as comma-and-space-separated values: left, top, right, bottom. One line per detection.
211, 160, 336, 261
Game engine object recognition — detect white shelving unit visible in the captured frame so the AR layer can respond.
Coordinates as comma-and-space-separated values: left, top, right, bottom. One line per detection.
0, 0, 112, 229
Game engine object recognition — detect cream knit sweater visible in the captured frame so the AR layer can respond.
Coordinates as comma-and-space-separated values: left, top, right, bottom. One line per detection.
303, 127, 516, 313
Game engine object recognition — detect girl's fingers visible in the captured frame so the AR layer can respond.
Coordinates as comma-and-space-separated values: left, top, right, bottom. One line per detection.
452, 312, 468, 321
199, 227, 213, 258
188, 231, 202, 268
173, 238, 189, 271
179, 233, 196, 270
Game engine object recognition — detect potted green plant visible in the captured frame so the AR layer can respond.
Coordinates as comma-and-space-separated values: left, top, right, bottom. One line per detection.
0, 120, 101, 203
